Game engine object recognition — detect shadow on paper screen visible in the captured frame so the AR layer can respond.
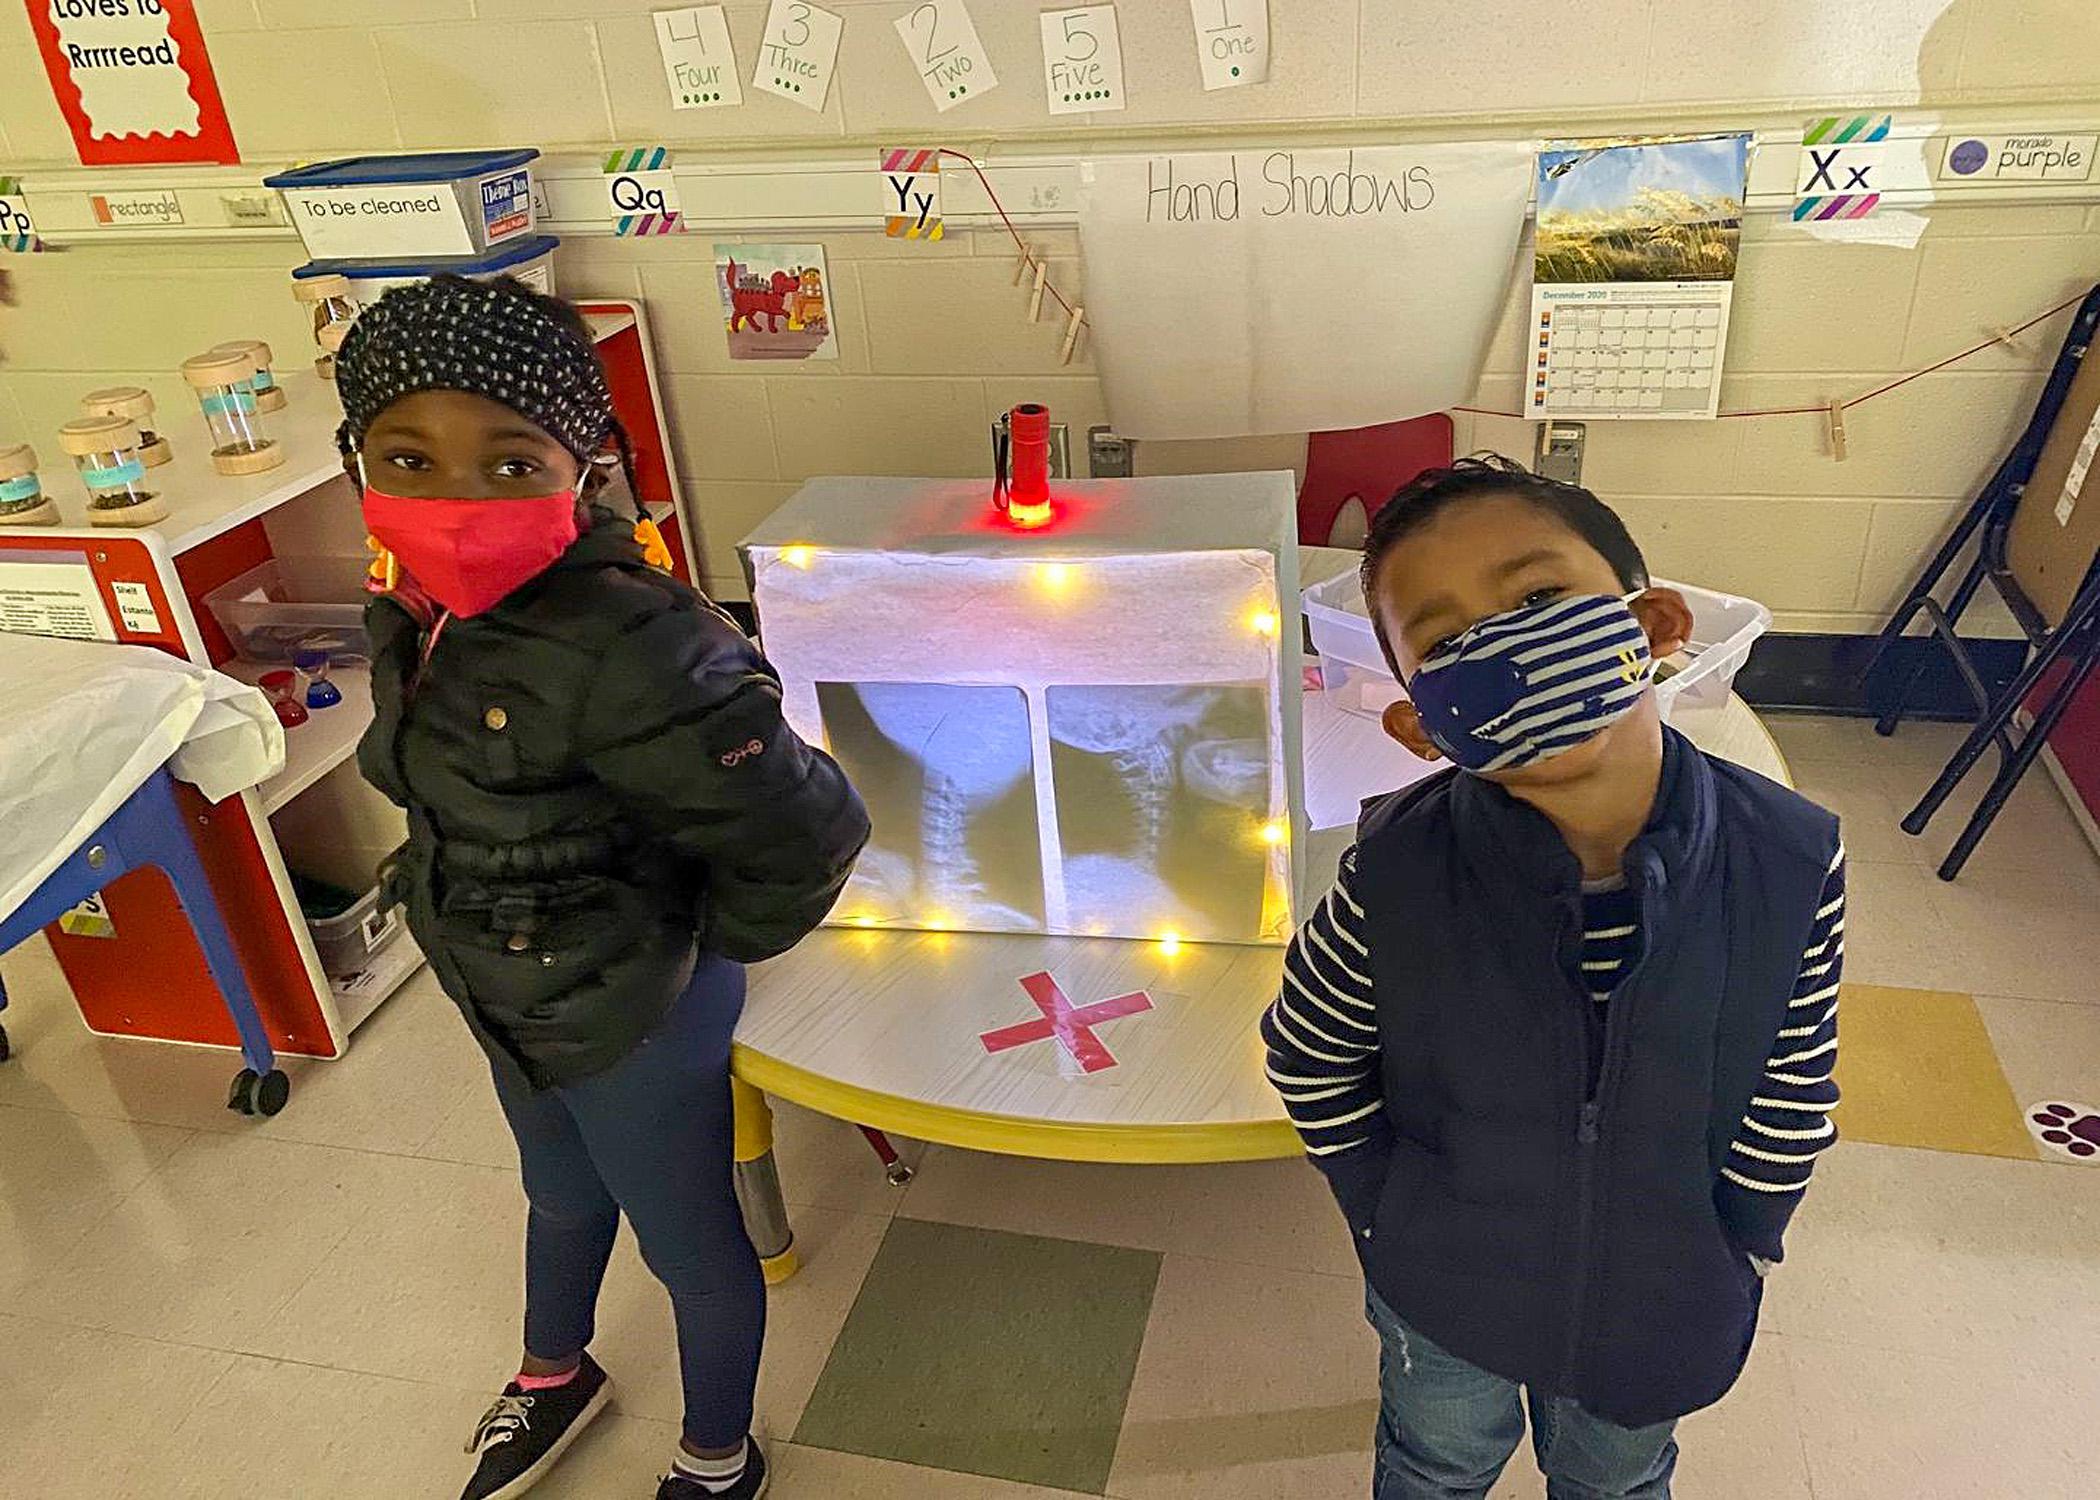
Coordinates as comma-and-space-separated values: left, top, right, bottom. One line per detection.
1047, 683, 1272, 941
815, 681, 1045, 932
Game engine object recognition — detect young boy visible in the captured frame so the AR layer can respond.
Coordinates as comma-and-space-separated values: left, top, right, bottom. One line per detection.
1264, 456, 1842, 1500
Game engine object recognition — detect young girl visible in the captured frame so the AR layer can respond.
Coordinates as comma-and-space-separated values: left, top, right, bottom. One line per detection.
340, 275, 868, 1500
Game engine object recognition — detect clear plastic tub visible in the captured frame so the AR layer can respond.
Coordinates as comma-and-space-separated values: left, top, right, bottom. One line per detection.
295, 234, 560, 308
1302, 571, 1772, 724
294, 273, 358, 379
205, 555, 372, 663
57, 413, 166, 528
0, 441, 55, 526
293, 874, 406, 978
309, 884, 404, 977
182, 347, 284, 476
81, 386, 173, 467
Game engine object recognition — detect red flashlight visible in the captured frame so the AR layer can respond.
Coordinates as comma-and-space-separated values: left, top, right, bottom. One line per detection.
1006, 403, 1052, 528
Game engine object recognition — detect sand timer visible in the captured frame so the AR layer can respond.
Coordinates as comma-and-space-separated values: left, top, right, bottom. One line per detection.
293, 646, 343, 710
212, 340, 287, 412
293, 273, 358, 379
260, 668, 310, 728
81, 386, 174, 467
182, 348, 285, 476
0, 441, 56, 526
58, 414, 166, 527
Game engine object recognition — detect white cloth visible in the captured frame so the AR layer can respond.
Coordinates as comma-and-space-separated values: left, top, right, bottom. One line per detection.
0, 637, 284, 927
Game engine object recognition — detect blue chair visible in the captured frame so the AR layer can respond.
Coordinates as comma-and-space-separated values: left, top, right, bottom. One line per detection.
0, 765, 290, 1115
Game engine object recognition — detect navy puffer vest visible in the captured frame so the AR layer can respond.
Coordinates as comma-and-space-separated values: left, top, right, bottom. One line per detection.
1352, 729, 1837, 1427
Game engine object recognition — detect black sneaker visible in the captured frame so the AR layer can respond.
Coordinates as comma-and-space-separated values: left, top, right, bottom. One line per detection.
458, 1354, 613, 1500
656, 1437, 770, 1499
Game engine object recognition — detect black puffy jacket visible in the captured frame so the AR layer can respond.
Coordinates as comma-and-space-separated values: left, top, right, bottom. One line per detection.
359, 514, 868, 1088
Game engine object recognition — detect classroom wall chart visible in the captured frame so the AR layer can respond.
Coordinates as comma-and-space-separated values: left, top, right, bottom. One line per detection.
1076, 143, 1532, 440
1528, 134, 1752, 422
25, 0, 238, 165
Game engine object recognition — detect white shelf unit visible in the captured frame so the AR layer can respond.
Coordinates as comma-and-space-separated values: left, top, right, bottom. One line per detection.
0, 296, 692, 1068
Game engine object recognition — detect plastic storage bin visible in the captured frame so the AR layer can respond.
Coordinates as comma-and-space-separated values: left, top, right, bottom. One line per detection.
1302, 571, 1771, 723
206, 555, 371, 663
290, 234, 559, 308
265, 149, 538, 262
294, 875, 405, 978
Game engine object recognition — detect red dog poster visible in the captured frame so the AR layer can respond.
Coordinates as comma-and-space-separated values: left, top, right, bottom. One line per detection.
25, 0, 240, 166
714, 242, 837, 362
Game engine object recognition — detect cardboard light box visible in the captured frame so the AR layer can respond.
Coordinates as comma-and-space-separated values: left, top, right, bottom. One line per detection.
743, 474, 1304, 945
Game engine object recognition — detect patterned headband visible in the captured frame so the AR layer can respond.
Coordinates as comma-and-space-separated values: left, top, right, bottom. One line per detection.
334, 275, 613, 463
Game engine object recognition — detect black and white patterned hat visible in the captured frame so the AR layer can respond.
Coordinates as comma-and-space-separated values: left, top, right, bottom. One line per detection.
334, 275, 613, 463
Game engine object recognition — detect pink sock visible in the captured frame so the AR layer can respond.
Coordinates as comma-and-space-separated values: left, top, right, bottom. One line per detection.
515, 1363, 580, 1391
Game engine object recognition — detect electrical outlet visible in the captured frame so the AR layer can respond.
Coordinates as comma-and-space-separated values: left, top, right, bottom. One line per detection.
220, 192, 284, 227
1088, 425, 1135, 478
1535, 421, 1586, 485
1047, 423, 1072, 480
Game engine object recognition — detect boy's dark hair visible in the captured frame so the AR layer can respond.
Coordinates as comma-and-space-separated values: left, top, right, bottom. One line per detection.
1358, 454, 1648, 672
1361, 453, 1648, 597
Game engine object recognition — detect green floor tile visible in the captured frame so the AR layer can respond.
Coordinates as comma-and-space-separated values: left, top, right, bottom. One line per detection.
793, 1217, 1162, 1494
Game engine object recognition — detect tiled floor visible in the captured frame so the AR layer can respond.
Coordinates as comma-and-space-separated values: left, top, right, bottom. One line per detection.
3, 713, 2099, 1498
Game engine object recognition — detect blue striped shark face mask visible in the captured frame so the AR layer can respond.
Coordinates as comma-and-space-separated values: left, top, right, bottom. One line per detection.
1405, 591, 1653, 774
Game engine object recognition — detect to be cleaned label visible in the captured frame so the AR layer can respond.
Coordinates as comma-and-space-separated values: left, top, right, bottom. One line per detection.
280, 183, 476, 260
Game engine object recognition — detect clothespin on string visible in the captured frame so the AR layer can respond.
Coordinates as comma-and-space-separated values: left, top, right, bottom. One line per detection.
1013, 244, 1034, 286
1060, 304, 1086, 366
1028, 258, 1048, 323
1991, 326, 2022, 354
1827, 397, 1849, 462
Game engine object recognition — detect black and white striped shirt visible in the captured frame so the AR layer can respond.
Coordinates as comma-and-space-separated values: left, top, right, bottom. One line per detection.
1262, 845, 1845, 1259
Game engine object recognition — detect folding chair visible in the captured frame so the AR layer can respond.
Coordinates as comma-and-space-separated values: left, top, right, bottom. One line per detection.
1863, 282, 2100, 880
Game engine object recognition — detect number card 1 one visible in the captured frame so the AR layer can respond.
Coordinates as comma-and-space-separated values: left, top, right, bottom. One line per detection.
753, 0, 842, 113
1041, 5, 1127, 117
1190, 0, 1270, 90
895, 1, 998, 114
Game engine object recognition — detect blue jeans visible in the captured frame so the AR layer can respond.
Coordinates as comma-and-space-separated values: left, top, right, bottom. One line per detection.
484, 954, 765, 1450
1367, 1289, 1677, 1500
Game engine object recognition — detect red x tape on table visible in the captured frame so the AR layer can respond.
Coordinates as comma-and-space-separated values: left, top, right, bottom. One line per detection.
979, 971, 1155, 1074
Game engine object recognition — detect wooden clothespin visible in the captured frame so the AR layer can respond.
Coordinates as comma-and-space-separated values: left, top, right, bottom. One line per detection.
1013, 244, 1034, 286
1059, 304, 1086, 365
1028, 258, 1048, 323
1827, 397, 1849, 462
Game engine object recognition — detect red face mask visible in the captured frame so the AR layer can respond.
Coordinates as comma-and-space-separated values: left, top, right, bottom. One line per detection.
361, 486, 580, 619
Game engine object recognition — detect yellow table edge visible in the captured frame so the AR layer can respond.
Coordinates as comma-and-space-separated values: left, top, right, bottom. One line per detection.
731, 1043, 1305, 1164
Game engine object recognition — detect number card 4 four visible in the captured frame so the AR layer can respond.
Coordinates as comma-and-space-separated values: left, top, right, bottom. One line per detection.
654, 6, 744, 111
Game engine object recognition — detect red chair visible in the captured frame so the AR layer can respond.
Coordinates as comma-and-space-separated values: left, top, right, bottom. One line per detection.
1297, 414, 1455, 547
